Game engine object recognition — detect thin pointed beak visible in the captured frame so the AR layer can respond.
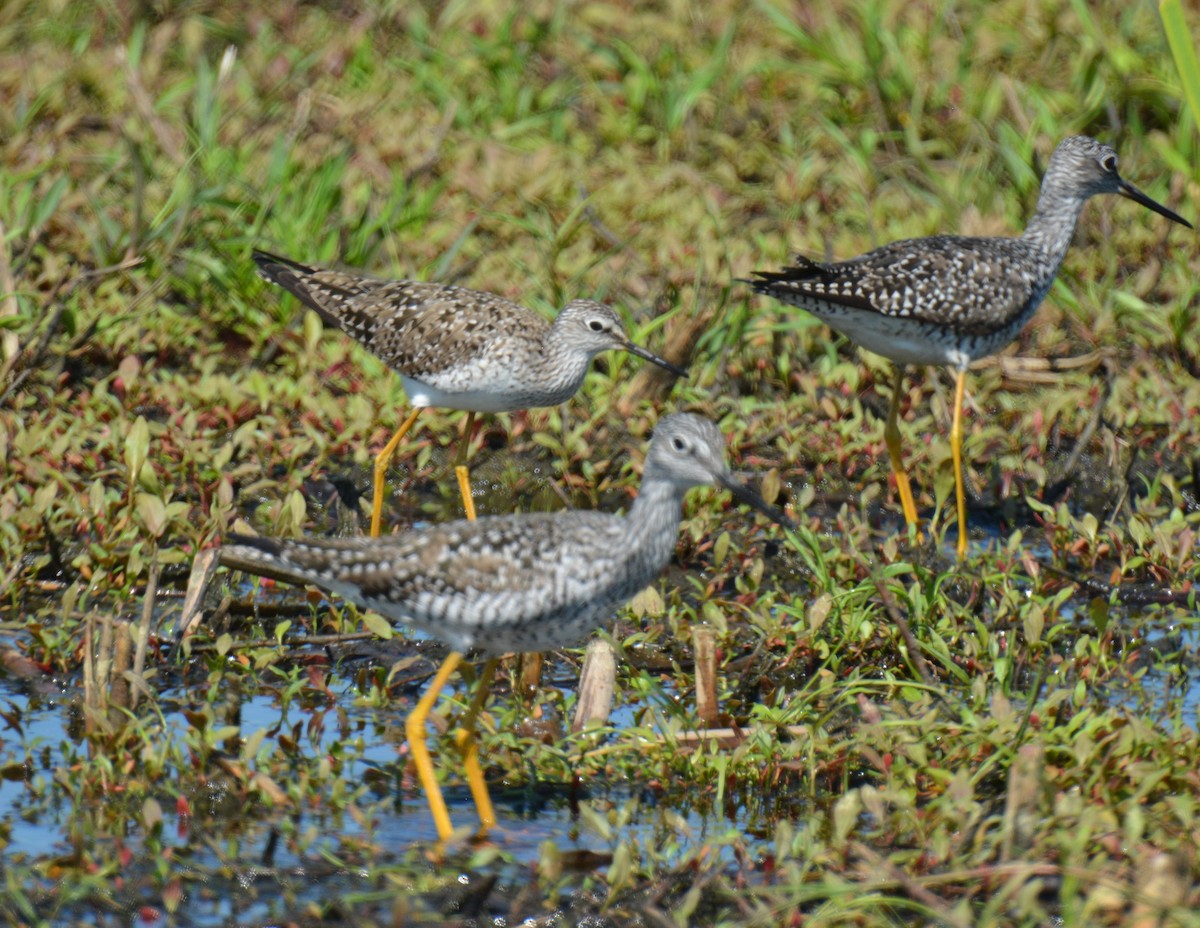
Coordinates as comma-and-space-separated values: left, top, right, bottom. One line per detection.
1118, 178, 1192, 229
621, 338, 689, 377
717, 472, 794, 529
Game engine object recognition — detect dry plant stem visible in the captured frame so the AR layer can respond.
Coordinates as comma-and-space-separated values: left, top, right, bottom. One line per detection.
206, 595, 233, 635
1000, 743, 1044, 861
1040, 563, 1197, 606
109, 622, 132, 724
647, 725, 809, 750
692, 624, 718, 727
97, 612, 113, 694
983, 348, 1111, 383
176, 547, 220, 642
82, 613, 96, 724
1102, 443, 1137, 527
123, 47, 184, 163
572, 638, 616, 732
131, 552, 159, 709
517, 651, 544, 698
0, 558, 23, 603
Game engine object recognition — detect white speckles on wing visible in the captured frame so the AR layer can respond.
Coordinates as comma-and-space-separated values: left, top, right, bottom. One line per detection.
252, 252, 668, 414
251, 513, 643, 653
748, 135, 1182, 367
218, 414, 765, 656
750, 237, 1055, 366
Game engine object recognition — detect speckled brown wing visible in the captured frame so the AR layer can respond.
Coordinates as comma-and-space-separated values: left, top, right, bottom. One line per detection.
253, 251, 386, 320
221, 515, 634, 652
225, 512, 617, 605
753, 235, 1043, 336
351, 284, 550, 379
252, 250, 550, 379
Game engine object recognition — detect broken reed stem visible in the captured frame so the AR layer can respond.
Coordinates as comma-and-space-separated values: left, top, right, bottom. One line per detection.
131, 552, 159, 710
97, 611, 114, 693
109, 622, 133, 725
176, 547, 219, 642
82, 612, 96, 727
572, 639, 616, 733
517, 651, 544, 699
692, 624, 718, 727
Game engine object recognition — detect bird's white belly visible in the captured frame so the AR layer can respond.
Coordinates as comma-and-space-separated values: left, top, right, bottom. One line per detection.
401, 371, 546, 413
820, 307, 970, 368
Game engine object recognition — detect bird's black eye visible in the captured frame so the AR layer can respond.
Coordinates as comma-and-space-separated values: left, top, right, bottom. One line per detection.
671, 437, 687, 452
588, 320, 605, 332
1100, 154, 1117, 172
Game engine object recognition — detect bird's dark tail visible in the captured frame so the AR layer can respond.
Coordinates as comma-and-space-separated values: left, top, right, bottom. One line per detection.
250, 249, 375, 336
737, 255, 824, 290
218, 533, 315, 587
251, 249, 318, 282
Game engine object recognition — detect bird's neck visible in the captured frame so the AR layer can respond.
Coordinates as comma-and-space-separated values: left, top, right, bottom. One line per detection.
1020, 177, 1089, 266
623, 473, 687, 571
537, 324, 595, 398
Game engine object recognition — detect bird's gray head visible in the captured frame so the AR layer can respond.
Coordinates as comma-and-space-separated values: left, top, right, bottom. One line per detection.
555, 300, 636, 354
644, 413, 729, 490
644, 413, 792, 526
1047, 136, 1191, 227
555, 300, 687, 375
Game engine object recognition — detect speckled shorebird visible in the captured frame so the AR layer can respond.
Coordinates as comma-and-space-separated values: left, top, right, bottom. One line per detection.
253, 251, 686, 537
218, 413, 790, 842
746, 136, 1190, 558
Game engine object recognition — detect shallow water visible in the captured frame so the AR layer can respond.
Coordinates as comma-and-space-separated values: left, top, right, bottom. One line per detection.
3, 440, 1198, 923
0, 645, 782, 923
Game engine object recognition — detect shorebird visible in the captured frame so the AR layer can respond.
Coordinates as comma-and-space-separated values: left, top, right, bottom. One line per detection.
746, 136, 1190, 558
253, 251, 686, 536
218, 413, 791, 841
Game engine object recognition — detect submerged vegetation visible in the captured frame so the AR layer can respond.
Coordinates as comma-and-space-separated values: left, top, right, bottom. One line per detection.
0, 0, 1198, 924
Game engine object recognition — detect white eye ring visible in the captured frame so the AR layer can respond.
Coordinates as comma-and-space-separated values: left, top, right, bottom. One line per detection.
1101, 154, 1117, 172
671, 437, 687, 452
588, 320, 605, 332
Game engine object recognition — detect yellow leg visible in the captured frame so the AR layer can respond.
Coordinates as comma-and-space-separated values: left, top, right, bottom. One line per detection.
884, 366, 921, 532
446, 450, 491, 832
405, 650, 463, 842
371, 408, 423, 538
399, 415, 495, 841
455, 467, 476, 521
454, 658, 497, 833
454, 412, 477, 519
950, 369, 969, 560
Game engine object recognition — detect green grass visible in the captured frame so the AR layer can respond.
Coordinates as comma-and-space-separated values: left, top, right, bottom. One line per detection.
1, 0, 1199, 924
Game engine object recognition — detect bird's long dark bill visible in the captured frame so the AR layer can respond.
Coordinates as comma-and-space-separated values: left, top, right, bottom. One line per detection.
1119, 179, 1192, 229
624, 340, 688, 377
718, 473, 794, 529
